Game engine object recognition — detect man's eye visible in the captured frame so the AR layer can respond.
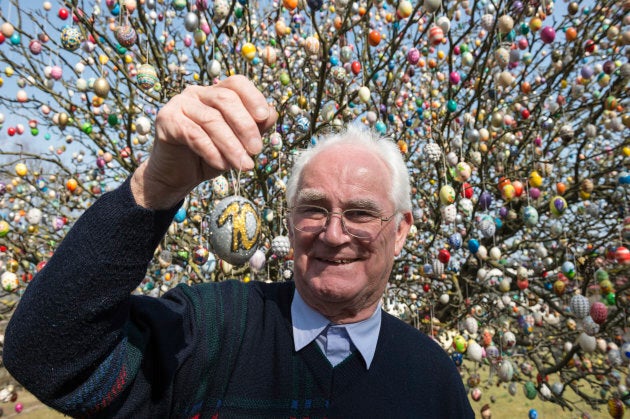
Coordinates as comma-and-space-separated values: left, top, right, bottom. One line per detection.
345, 209, 377, 222
299, 206, 327, 216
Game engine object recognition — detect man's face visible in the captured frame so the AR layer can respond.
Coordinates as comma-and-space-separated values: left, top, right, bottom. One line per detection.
288, 144, 412, 322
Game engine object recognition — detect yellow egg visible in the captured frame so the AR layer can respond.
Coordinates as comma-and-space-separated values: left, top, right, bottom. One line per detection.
15, 163, 28, 177
99, 55, 109, 65
241, 42, 256, 61
528, 170, 543, 187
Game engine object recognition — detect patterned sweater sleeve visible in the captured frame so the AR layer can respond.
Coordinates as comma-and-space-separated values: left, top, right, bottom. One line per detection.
2, 178, 195, 417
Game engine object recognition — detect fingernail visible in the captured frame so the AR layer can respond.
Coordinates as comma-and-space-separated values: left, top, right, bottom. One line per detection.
254, 106, 269, 120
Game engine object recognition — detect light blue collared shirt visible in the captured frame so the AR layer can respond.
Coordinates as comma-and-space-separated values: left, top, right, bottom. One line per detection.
291, 289, 382, 369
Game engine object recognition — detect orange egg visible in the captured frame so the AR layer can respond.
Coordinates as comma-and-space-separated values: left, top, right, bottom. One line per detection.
556, 182, 566, 195
521, 81, 531, 94
368, 30, 382, 46
282, 0, 298, 11
66, 178, 78, 192
566, 27, 577, 42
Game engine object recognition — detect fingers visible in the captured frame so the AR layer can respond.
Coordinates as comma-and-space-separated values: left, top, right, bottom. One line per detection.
155, 75, 278, 175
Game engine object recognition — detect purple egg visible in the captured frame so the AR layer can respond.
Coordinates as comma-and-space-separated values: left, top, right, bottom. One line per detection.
479, 191, 493, 210
407, 48, 420, 65
581, 65, 594, 79
529, 187, 541, 199
540, 26, 556, 44
499, 207, 508, 218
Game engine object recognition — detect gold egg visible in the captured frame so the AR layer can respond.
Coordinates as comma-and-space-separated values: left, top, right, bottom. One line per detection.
93, 77, 111, 98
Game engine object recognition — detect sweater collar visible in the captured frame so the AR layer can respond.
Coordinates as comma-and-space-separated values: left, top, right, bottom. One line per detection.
291, 289, 382, 369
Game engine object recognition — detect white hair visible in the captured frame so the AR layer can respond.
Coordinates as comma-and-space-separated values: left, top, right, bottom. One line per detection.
285, 124, 412, 213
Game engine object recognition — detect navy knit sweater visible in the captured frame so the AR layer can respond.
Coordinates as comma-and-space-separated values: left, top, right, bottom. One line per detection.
3, 180, 474, 418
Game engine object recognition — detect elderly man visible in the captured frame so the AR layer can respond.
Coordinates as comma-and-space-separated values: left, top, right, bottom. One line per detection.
4, 76, 473, 418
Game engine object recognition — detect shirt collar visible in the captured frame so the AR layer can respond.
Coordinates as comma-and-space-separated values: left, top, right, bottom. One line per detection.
291, 289, 382, 369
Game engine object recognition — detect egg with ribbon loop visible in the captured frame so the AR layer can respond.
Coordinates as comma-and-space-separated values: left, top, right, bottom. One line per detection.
208, 196, 261, 265
61, 26, 82, 51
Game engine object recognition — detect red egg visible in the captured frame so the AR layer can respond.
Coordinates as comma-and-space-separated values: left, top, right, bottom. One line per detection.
58, 7, 69, 19
351, 60, 361, 75
438, 248, 451, 264
615, 246, 630, 265
461, 182, 473, 199
368, 30, 381, 46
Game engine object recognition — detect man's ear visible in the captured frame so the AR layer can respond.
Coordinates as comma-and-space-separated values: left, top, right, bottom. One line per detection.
394, 211, 413, 256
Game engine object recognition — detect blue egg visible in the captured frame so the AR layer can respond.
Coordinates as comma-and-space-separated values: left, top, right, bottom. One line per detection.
10, 32, 21, 45
468, 238, 480, 253
375, 121, 387, 134
174, 207, 187, 223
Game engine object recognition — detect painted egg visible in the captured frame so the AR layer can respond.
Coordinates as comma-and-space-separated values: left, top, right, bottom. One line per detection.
407, 48, 420, 64
521, 206, 538, 226
271, 235, 291, 257
262, 45, 277, 65
549, 195, 567, 216
249, 249, 267, 272
116, 24, 137, 47
441, 204, 457, 223
93, 77, 111, 98
423, 143, 442, 162
478, 215, 496, 238
423, 0, 441, 13
212, 176, 230, 198
439, 185, 456, 204
192, 245, 210, 265
241, 42, 256, 61
458, 198, 473, 216
304, 36, 320, 55
209, 196, 261, 265
135, 116, 152, 135
61, 26, 82, 51
137, 64, 158, 90
428, 26, 444, 45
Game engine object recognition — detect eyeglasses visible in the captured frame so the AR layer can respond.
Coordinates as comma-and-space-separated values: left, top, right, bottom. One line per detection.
289, 204, 397, 240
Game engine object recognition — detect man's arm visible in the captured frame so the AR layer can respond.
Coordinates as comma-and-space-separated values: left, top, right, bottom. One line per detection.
2, 76, 277, 415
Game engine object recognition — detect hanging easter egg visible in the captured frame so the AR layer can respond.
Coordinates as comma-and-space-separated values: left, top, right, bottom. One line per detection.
60, 26, 82, 51
498, 360, 514, 382
407, 48, 420, 65
440, 204, 457, 224
212, 175, 229, 198
207, 59, 221, 77
540, 26, 556, 43
608, 398, 624, 419
497, 15, 514, 34
468, 239, 480, 254
423, 0, 441, 13
173, 0, 187, 10
615, 246, 630, 265
397, 0, 413, 18
452, 335, 467, 353
184, 12, 199, 31
457, 198, 475, 217
424, 143, 442, 163
577, 332, 596, 352
549, 195, 567, 216
208, 196, 261, 265
29, 40, 42, 55
304, 36, 320, 55
15, 162, 28, 177
438, 248, 451, 264
1, 271, 18, 292
0, 220, 9, 237
429, 26, 444, 46
93, 77, 111, 98
26, 208, 42, 224
454, 162, 471, 182
192, 245, 210, 265
478, 191, 493, 210
561, 261, 575, 279
295, 115, 310, 133
439, 185, 455, 204
368, 30, 382, 47
590, 302, 608, 324
271, 235, 291, 258
521, 206, 538, 227
570, 294, 590, 319
262, 46, 277, 66
356, 86, 371, 103
241, 42, 257, 61
1, 22, 14, 37
249, 248, 267, 272
135, 116, 152, 135
447, 232, 462, 249
437, 16, 451, 33
116, 24, 137, 47
137, 64, 159, 90
467, 342, 483, 362
478, 215, 495, 238
463, 317, 478, 335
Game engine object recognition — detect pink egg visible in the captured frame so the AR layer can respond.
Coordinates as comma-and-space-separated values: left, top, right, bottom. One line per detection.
540, 26, 556, 43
